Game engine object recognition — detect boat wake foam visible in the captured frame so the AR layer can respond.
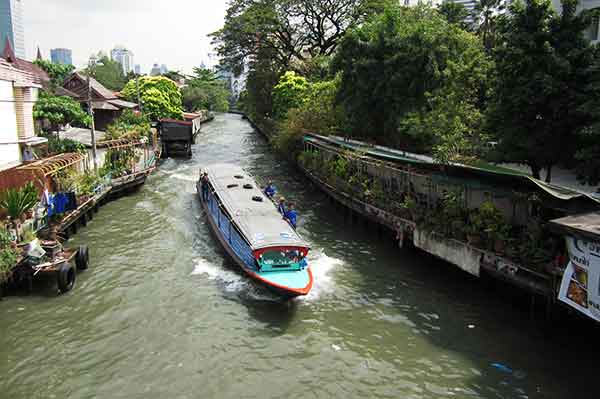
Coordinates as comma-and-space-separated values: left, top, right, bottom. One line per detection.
170, 173, 197, 183
300, 251, 342, 301
191, 258, 249, 293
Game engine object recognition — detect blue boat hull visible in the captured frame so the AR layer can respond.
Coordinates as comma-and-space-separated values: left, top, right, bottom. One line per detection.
197, 181, 312, 298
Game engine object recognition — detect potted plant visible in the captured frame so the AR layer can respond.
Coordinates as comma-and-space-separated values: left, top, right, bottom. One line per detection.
0, 230, 18, 290
0, 182, 39, 222
492, 223, 511, 255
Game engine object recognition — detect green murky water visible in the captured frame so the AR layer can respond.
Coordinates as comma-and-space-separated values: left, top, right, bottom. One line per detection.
1, 114, 596, 399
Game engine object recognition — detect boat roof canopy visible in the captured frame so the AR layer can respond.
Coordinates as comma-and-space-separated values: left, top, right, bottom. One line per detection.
203, 163, 310, 251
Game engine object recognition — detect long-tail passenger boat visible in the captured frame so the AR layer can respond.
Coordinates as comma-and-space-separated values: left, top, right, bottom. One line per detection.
196, 164, 313, 298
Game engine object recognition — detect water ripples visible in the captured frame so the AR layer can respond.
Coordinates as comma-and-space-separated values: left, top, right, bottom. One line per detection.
0, 114, 594, 399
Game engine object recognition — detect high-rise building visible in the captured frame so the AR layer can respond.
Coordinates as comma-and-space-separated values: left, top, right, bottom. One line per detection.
134, 64, 141, 75
551, 0, 600, 43
110, 46, 134, 74
160, 64, 168, 74
150, 63, 161, 76
50, 48, 72, 65
0, 0, 25, 59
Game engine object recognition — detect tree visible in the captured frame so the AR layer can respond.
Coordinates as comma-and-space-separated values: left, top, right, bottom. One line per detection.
438, 2, 470, 28
488, 0, 597, 181
86, 56, 127, 91
575, 45, 600, 186
182, 67, 230, 112
332, 5, 490, 151
106, 110, 151, 140
275, 77, 343, 154
33, 59, 74, 88
474, 0, 503, 51
33, 91, 91, 133
272, 71, 310, 119
121, 76, 183, 121
162, 70, 186, 83
211, 0, 389, 74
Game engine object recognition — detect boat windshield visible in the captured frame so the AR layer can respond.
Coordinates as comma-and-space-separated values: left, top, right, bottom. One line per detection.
258, 249, 306, 272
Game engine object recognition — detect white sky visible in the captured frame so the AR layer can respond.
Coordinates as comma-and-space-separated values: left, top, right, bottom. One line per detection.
24, 0, 228, 73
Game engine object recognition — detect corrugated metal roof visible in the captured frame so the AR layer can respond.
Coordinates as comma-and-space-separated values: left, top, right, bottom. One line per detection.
204, 163, 309, 251
550, 212, 600, 240
108, 99, 138, 109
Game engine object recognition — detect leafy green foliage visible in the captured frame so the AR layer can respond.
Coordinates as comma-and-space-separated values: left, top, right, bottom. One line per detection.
122, 76, 183, 121
100, 148, 140, 178
488, 0, 597, 181
475, 0, 503, 51
45, 135, 86, 154
0, 182, 39, 220
211, 0, 387, 75
85, 56, 128, 91
0, 229, 18, 284
182, 67, 230, 112
438, 2, 470, 28
272, 71, 310, 119
33, 59, 75, 88
105, 110, 151, 140
74, 172, 103, 196
574, 46, 600, 186
275, 78, 343, 155
33, 91, 91, 131
333, 5, 490, 152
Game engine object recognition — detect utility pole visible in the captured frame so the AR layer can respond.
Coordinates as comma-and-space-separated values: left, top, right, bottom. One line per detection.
136, 75, 143, 114
86, 64, 98, 172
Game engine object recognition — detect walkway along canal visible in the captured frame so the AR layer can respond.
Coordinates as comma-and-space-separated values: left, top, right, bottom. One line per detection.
0, 114, 598, 399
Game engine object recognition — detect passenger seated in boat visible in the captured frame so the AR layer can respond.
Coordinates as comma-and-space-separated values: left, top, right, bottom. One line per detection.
264, 181, 276, 199
284, 203, 297, 229
277, 197, 286, 215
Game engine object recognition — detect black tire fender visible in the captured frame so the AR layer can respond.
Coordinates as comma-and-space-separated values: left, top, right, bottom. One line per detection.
76, 245, 89, 271
57, 262, 76, 293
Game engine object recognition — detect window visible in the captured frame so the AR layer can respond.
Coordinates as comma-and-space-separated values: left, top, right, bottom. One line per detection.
585, 16, 599, 42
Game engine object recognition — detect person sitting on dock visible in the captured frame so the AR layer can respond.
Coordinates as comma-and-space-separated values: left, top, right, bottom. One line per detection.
277, 197, 286, 215
284, 203, 297, 229
264, 181, 276, 199
201, 172, 210, 201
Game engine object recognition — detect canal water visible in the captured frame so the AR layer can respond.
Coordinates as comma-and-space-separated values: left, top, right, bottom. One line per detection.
1, 114, 596, 399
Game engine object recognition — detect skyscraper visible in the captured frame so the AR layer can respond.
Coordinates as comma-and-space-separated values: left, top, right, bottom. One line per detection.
50, 48, 72, 65
134, 64, 141, 75
0, 0, 25, 59
110, 46, 134, 74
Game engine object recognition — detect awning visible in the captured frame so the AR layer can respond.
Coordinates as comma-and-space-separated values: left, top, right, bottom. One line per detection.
98, 138, 146, 150
18, 153, 86, 176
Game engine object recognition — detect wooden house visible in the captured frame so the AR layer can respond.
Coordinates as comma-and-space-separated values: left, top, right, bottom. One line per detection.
62, 73, 138, 131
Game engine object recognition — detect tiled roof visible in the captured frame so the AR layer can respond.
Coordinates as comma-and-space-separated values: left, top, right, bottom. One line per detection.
2, 38, 50, 86
73, 72, 117, 99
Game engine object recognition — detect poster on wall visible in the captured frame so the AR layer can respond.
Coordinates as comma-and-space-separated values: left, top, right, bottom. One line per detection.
558, 236, 600, 322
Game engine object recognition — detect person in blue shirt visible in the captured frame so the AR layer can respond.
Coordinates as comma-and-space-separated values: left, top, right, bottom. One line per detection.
277, 197, 286, 215
284, 203, 297, 229
264, 181, 276, 199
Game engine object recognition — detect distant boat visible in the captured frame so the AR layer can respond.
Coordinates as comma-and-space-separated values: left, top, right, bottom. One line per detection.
197, 164, 313, 298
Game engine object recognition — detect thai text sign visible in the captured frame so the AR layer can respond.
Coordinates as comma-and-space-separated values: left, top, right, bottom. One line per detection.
559, 236, 600, 321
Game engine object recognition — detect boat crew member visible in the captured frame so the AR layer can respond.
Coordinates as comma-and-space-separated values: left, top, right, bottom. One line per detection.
284, 203, 297, 229
201, 172, 210, 201
277, 197, 286, 215
264, 181, 276, 199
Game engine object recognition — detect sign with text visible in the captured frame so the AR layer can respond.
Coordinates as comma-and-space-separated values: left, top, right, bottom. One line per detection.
558, 236, 600, 322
